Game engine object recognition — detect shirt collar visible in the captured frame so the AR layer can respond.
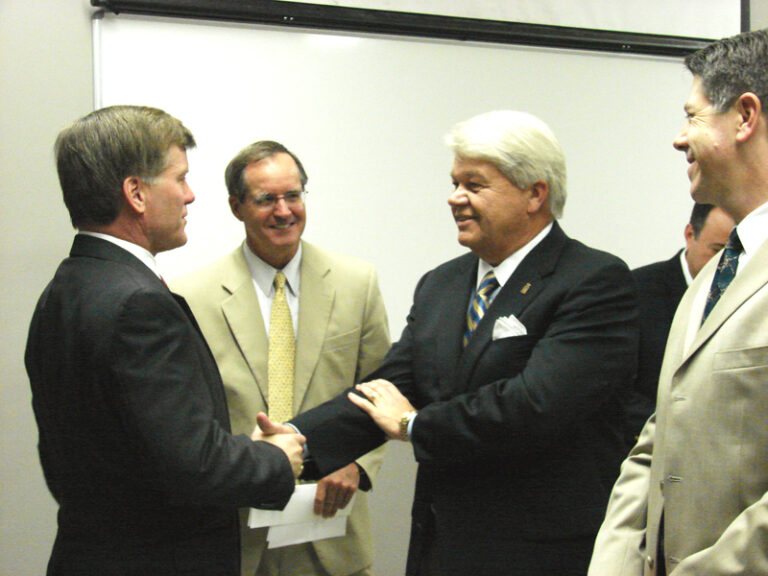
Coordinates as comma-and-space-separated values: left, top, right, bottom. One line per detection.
734, 199, 768, 258
242, 242, 302, 297
78, 231, 162, 279
680, 248, 693, 286
476, 222, 554, 289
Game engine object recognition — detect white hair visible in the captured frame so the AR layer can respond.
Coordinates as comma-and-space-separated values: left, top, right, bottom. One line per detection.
445, 110, 567, 218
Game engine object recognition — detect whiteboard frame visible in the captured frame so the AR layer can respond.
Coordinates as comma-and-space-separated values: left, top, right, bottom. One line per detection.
90, 0, 736, 56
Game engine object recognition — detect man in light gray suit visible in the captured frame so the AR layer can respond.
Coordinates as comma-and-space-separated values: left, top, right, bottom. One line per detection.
172, 141, 390, 576
589, 28, 768, 576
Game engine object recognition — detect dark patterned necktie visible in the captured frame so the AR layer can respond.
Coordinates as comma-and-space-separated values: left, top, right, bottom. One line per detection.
463, 271, 499, 347
702, 228, 742, 324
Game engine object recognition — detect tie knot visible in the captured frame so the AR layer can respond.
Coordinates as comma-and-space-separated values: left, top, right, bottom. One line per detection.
726, 228, 742, 253
477, 271, 499, 295
274, 271, 287, 290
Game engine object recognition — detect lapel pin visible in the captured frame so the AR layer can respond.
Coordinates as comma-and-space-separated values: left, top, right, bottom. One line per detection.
520, 282, 531, 294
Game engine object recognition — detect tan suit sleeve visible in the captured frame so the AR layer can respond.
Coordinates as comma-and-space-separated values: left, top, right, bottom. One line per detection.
588, 415, 654, 576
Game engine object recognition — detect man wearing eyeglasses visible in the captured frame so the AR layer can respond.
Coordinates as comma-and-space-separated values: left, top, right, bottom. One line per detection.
172, 140, 390, 576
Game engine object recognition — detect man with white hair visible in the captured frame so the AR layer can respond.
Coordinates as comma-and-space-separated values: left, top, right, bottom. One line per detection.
267, 110, 639, 576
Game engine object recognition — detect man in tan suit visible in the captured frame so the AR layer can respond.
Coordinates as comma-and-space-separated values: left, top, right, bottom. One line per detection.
172, 141, 390, 576
589, 28, 768, 576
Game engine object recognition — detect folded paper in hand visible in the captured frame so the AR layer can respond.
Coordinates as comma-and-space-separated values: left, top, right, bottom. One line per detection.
248, 483, 356, 549
492, 314, 527, 340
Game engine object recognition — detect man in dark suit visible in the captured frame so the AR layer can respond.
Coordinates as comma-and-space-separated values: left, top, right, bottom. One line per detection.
25, 105, 305, 576
262, 110, 638, 576
626, 203, 733, 446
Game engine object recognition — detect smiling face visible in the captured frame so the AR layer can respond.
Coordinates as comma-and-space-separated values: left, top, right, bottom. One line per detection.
229, 152, 306, 268
142, 145, 194, 255
673, 76, 739, 207
448, 155, 545, 265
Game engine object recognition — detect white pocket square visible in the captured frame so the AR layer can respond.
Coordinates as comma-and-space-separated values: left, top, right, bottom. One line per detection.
493, 314, 527, 340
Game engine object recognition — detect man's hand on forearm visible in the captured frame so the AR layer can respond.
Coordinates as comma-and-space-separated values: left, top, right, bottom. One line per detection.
348, 379, 415, 440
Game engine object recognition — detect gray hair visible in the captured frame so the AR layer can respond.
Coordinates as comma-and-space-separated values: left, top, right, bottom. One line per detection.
225, 140, 308, 202
685, 28, 768, 113
55, 105, 195, 228
445, 110, 567, 218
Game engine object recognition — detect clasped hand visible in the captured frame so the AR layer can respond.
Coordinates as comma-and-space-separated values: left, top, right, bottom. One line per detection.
252, 413, 359, 518
251, 414, 305, 478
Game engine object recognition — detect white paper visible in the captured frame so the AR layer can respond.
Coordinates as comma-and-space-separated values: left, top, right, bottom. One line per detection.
267, 517, 348, 548
248, 483, 355, 549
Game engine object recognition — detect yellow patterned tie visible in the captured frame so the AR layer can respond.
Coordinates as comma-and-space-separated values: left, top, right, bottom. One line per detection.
268, 271, 295, 423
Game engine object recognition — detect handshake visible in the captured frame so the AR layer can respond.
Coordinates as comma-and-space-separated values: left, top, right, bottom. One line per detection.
250, 379, 416, 517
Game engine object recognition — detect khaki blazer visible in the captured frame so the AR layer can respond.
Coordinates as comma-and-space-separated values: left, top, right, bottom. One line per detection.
590, 236, 768, 576
171, 241, 390, 576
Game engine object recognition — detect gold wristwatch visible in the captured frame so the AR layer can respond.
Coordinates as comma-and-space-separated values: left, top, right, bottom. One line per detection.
399, 410, 418, 441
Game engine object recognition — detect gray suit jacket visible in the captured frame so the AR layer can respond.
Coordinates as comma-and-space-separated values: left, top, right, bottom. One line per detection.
590, 236, 768, 575
172, 241, 390, 576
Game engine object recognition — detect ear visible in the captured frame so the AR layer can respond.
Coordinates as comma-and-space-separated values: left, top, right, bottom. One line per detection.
527, 180, 550, 214
229, 195, 245, 221
684, 222, 696, 245
734, 92, 762, 143
122, 176, 146, 215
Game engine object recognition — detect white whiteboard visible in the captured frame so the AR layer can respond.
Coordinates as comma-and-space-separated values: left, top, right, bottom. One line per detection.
287, 0, 742, 39
95, 12, 695, 335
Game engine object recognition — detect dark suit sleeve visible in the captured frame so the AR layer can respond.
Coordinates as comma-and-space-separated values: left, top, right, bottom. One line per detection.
290, 276, 427, 478
625, 256, 685, 446
112, 288, 294, 509
411, 257, 638, 463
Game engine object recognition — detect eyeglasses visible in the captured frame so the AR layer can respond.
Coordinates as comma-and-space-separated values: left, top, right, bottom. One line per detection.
246, 190, 307, 209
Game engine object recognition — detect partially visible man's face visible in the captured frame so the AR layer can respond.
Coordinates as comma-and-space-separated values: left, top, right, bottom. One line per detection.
448, 156, 535, 265
673, 76, 739, 206
143, 145, 194, 255
684, 206, 734, 278
230, 152, 306, 269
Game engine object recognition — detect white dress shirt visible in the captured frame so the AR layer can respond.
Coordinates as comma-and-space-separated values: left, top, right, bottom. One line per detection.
78, 231, 163, 279
241, 242, 302, 336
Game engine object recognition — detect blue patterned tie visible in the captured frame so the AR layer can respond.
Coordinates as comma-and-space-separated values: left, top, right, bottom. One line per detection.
463, 271, 499, 347
702, 228, 741, 323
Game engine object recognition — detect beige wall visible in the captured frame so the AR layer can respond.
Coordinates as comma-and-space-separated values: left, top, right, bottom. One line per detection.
754, 1, 768, 28
0, 1, 94, 574
1, 2, 765, 574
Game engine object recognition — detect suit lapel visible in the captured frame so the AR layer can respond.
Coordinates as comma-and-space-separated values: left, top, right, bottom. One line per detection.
435, 255, 478, 398
675, 237, 768, 371
295, 244, 334, 413
219, 250, 270, 403
455, 223, 565, 392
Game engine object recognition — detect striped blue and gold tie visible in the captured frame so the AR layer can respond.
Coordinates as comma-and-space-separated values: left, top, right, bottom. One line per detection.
463, 270, 499, 347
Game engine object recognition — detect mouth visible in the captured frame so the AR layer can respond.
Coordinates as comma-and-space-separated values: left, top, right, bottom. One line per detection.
270, 221, 295, 231
454, 213, 475, 228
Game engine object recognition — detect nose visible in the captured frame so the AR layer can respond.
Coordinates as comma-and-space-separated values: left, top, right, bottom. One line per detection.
448, 185, 469, 207
184, 182, 195, 204
272, 196, 292, 217
673, 125, 688, 152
